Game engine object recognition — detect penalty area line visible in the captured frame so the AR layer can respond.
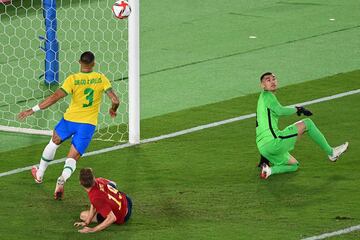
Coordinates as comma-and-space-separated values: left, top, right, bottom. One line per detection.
0, 88, 359, 179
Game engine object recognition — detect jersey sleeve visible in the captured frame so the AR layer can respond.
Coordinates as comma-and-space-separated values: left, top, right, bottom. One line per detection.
60, 75, 74, 95
101, 74, 112, 93
92, 197, 115, 220
265, 92, 296, 116
96, 177, 110, 185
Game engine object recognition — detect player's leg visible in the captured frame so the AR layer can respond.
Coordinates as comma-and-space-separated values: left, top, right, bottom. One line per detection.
79, 210, 100, 223
31, 118, 72, 183
296, 118, 332, 155
62, 144, 81, 180
55, 145, 81, 200
299, 118, 348, 160
261, 153, 299, 179
55, 122, 96, 199
294, 120, 306, 136
260, 126, 299, 179
267, 154, 299, 175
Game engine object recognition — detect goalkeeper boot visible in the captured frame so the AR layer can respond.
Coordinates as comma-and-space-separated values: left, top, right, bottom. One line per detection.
329, 142, 349, 162
54, 176, 65, 200
31, 166, 42, 184
257, 155, 270, 168
260, 163, 271, 179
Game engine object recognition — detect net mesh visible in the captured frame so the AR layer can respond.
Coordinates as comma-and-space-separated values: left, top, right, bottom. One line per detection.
0, 0, 129, 142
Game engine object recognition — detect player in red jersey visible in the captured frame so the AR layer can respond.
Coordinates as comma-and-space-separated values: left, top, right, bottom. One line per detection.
74, 168, 132, 233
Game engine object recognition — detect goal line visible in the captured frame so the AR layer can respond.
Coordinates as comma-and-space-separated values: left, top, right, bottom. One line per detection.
0, 125, 52, 136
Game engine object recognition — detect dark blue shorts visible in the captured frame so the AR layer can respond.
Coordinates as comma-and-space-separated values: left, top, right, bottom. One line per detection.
54, 118, 96, 155
124, 195, 132, 222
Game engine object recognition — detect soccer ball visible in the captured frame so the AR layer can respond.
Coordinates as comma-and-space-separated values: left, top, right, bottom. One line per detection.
112, 0, 131, 19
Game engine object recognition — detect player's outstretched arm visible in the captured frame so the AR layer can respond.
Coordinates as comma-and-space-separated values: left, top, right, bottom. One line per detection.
78, 211, 117, 233
106, 89, 120, 118
265, 93, 297, 116
86, 204, 97, 225
17, 89, 67, 121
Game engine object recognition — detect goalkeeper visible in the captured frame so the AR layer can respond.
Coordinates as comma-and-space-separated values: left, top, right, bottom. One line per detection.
18, 51, 120, 199
256, 72, 348, 179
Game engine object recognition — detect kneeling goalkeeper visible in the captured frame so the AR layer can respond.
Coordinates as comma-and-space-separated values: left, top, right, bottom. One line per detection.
256, 72, 348, 179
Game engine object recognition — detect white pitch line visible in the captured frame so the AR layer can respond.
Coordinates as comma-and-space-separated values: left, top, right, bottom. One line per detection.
0, 125, 52, 136
0, 88, 359, 179
288, 89, 360, 108
301, 225, 360, 240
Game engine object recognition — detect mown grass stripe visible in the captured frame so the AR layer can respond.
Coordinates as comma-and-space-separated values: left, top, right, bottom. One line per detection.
0, 89, 358, 179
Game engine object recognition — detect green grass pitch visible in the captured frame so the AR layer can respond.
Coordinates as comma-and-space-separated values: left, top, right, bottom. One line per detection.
0, 72, 359, 240
1, 0, 360, 239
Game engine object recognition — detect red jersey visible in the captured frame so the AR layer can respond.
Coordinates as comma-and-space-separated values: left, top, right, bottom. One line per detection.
88, 178, 128, 224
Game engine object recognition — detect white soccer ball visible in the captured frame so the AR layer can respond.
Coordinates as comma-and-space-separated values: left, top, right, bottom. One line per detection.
112, 0, 131, 19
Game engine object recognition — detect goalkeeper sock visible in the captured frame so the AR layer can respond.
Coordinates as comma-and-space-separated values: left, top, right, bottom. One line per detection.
61, 158, 77, 182
303, 118, 333, 156
37, 139, 60, 179
271, 164, 299, 175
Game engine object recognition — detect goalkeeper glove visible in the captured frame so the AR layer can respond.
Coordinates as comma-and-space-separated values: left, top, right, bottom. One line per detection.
296, 106, 313, 116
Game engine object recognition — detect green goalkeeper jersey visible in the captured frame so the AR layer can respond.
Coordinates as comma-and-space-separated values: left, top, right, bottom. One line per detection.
256, 91, 297, 147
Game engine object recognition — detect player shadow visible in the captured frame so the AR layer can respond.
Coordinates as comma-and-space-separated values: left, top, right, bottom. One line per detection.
257, 171, 354, 208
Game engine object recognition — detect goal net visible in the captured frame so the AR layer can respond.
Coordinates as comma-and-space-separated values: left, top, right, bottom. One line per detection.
0, 0, 139, 143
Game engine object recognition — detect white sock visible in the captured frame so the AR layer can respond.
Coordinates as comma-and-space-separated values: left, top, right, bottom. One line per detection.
61, 158, 77, 182
37, 139, 60, 179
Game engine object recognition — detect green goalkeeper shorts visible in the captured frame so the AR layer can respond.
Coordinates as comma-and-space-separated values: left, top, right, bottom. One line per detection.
258, 124, 299, 166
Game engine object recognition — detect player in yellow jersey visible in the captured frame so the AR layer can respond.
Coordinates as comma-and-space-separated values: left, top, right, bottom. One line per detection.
18, 51, 120, 200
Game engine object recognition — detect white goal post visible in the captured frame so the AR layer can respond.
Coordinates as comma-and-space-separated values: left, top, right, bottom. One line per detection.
0, 0, 140, 144
128, 0, 140, 144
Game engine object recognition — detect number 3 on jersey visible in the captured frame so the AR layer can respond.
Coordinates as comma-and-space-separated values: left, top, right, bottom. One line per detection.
83, 88, 94, 107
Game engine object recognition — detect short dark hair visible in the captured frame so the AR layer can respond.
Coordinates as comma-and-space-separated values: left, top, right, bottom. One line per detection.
260, 72, 273, 82
80, 51, 95, 65
79, 168, 95, 188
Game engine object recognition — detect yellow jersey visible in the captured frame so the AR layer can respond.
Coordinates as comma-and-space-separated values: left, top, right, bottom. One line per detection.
60, 71, 112, 126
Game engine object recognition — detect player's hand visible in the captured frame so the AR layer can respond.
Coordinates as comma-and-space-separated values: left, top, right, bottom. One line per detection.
78, 226, 95, 233
17, 109, 34, 121
74, 221, 87, 228
109, 108, 117, 118
296, 106, 313, 116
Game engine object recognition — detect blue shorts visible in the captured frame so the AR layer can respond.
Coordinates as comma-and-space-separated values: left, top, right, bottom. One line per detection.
54, 118, 96, 155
